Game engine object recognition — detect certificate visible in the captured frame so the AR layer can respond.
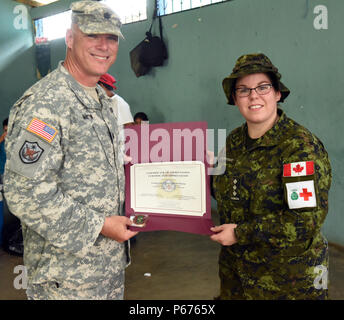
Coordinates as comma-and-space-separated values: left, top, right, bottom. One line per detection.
124, 121, 214, 235
130, 161, 206, 216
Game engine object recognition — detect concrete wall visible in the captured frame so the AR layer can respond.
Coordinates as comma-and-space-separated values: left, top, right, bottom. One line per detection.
0, 0, 36, 122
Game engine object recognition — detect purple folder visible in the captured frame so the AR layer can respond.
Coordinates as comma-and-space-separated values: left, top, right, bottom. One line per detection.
124, 121, 214, 235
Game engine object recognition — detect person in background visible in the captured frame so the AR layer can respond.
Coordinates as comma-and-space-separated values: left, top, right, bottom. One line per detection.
3, 1, 137, 300
98, 73, 137, 244
211, 53, 332, 299
0, 117, 8, 247
0, 118, 8, 183
98, 73, 134, 153
98, 73, 134, 129
134, 112, 149, 125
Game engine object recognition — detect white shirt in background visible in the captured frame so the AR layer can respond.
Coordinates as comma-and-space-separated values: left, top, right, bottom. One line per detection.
112, 94, 134, 126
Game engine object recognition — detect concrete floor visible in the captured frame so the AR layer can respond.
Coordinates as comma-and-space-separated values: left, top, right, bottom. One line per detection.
1, 227, 344, 300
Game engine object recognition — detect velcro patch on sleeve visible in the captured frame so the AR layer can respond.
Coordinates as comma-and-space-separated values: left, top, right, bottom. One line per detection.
285, 180, 317, 209
283, 161, 314, 177
26, 118, 58, 143
7, 130, 52, 179
19, 141, 44, 164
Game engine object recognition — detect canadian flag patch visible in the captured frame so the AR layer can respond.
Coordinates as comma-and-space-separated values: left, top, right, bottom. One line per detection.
283, 161, 314, 177
285, 180, 317, 209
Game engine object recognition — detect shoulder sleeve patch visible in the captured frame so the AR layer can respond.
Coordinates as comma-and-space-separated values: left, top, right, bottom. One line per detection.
7, 130, 53, 179
26, 118, 58, 143
285, 180, 317, 209
283, 161, 314, 177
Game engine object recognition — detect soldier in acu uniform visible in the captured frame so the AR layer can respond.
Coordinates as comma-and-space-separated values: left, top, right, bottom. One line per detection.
210, 53, 332, 299
3, 1, 138, 300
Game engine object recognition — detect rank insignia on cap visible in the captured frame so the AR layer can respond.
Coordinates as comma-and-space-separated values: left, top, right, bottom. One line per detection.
283, 161, 314, 177
285, 180, 317, 209
27, 118, 58, 143
19, 141, 44, 164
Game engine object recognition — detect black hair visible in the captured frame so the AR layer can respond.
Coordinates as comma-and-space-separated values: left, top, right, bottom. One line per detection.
3, 118, 8, 128
134, 112, 149, 121
98, 81, 114, 92
266, 72, 280, 92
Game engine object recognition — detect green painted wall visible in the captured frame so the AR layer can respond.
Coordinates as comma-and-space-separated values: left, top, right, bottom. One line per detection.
1, 0, 343, 245
0, 0, 36, 123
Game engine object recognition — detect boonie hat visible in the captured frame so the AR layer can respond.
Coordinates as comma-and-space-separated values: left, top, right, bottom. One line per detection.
70, 0, 124, 39
222, 53, 290, 105
99, 73, 117, 90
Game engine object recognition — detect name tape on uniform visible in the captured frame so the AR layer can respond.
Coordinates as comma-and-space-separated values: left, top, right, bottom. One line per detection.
283, 161, 314, 177
285, 180, 317, 209
27, 118, 58, 143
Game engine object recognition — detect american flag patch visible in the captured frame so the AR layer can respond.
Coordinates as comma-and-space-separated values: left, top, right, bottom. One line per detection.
26, 118, 57, 143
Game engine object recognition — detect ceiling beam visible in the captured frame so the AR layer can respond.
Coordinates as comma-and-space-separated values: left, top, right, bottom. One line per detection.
13, 0, 58, 7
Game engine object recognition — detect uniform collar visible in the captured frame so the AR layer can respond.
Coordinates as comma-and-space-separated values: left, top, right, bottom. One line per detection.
241, 108, 288, 150
58, 61, 108, 110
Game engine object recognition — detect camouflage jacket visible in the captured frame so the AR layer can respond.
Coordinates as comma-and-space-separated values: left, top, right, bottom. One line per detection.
4, 63, 127, 285
212, 108, 332, 264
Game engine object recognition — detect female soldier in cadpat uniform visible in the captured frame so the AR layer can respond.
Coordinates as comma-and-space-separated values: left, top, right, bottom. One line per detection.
210, 53, 332, 300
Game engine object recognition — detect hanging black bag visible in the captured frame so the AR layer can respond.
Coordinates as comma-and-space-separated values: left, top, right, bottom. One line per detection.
129, 39, 151, 77
129, 3, 168, 77
139, 13, 168, 67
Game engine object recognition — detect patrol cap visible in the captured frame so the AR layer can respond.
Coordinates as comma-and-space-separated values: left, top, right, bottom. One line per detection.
70, 0, 124, 39
222, 53, 290, 105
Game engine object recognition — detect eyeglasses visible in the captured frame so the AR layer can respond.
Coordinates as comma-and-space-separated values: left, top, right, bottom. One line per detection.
235, 84, 273, 98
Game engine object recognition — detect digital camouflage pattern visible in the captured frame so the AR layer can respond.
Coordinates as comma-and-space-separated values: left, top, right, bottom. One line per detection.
212, 109, 332, 300
27, 270, 125, 300
3, 62, 129, 300
222, 53, 290, 105
71, 0, 124, 39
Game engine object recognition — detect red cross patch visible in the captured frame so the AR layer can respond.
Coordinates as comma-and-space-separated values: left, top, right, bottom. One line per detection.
285, 180, 317, 209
